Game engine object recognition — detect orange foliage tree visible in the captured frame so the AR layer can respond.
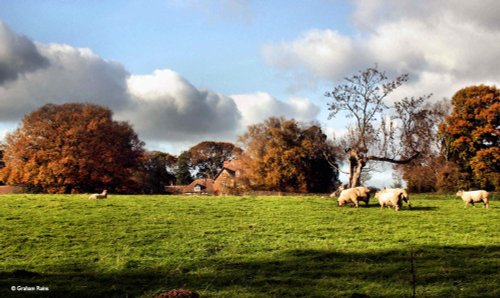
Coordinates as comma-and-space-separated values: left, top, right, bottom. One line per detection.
439, 85, 500, 190
238, 117, 340, 193
0, 103, 144, 193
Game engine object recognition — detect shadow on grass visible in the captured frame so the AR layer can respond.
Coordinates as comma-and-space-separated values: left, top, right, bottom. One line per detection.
407, 206, 438, 211
1, 245, 498, 297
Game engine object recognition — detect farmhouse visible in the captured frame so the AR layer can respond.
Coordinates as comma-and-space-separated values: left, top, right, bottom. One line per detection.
166, 160, 242, 195
213, 160, 242, 195
165, 178, 215, 195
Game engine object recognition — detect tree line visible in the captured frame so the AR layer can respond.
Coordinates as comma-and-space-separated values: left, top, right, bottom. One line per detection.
0, 67, 498, 194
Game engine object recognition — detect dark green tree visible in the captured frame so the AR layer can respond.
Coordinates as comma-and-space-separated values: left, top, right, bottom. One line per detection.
175, 151, 193, 185
189, 141, 242, 179
136, 151, 177, 193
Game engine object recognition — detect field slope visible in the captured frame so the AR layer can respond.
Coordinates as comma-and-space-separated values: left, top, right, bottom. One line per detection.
0, 194, 499, 297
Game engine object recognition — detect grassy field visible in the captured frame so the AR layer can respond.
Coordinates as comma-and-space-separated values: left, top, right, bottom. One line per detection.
0, 194, 498, 297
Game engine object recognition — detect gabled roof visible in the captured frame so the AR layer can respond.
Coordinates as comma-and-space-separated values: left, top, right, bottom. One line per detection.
165, 178, 215, 194
214, 160, 241, 180
186, 178, 215, 193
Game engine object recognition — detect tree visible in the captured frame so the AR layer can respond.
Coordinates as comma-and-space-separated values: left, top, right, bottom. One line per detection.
135, 151, 177, 194
175, 151, 193, 185
325, 66, 433, 187
238, 117, 340, 193
0, 103, 144, 193
395, 99, 451, 193
439, 85, 500, 190
189, 141, 242, 179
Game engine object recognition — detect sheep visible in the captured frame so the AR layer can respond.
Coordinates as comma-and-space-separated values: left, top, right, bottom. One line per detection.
456, 190, 489, 208
375, 189, 403, 211
383, 188, 412, 209
89, 190, 108, 199
337, 186, 371, 208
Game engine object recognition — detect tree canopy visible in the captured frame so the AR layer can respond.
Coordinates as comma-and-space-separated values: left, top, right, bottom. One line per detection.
0, 103, 144, 193
325, 66, 433, 187
439, 85, 499, 190
395, 99, 451, 192
189, 141, 242, 179
238, 117, 340, 193
134, 151, 177, 194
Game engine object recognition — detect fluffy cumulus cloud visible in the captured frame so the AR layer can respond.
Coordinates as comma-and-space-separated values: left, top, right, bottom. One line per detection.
0, 43, 130, 120
122, 69, 241, 142
0, 21, 319, 149
231, 92, 320, 129
262, 0, 500, 100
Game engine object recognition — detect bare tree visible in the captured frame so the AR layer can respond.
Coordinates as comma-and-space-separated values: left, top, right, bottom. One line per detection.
325, 66, 432, 187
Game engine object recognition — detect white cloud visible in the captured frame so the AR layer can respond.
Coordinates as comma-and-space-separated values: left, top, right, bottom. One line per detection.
262, 29, 362, 82
231, 92, 320, 129
0, 42, 130, 120
0, 22, 246, 148
262, 1, 500, 100
122, 69, 241, 142
352, 0, 500, 31
0, 19, 323, 151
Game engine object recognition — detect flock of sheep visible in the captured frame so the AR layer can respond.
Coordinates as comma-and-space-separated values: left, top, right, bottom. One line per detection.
87, 188, 490, 209
331, 186, 490, 210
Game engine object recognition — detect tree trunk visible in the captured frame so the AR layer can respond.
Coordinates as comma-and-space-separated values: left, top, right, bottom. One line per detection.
346, 148, 420, 188
348, 149, 366, 187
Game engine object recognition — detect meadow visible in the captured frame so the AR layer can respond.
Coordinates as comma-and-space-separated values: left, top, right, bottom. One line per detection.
0, 194, 498, 297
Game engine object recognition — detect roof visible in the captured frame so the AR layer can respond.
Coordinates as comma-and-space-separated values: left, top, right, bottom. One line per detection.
166, 178, 215, 194
214, 160, 241, 180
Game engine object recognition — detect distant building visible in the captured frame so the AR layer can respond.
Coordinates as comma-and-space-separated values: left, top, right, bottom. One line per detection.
213, 160, 242, 195
166, 159, 242, 195
165, 178, 215, 195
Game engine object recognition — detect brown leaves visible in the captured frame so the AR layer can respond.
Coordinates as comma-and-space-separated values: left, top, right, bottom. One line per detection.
440, 85, 500, 190
238, 117, 339, 193
0, 103, 144, 193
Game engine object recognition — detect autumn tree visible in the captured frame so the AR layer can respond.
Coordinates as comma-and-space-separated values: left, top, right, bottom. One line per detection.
134, 151, 177, 194
325, 66, 433, 187
238, 117, 340, 193
395, 99, 451, 192
439, 85, 499, 190
0, 103, 144, 193
189, 141, 242, 179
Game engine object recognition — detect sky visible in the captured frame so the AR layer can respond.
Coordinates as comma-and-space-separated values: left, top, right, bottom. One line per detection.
0, 0, 499, 187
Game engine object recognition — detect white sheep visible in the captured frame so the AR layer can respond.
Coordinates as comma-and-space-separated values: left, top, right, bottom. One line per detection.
456, 190, 489, 208
89, 190, 108, 199
374, 188, 408, 211
383, 188, 412, 209
337, 186, 371, 208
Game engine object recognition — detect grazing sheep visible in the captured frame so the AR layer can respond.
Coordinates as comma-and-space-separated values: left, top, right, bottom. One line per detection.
382, 188, 412, 209
456, 190, 489, 208
375, 189, 403, 211
89, 190, 108, 199
337, 186, 371, 208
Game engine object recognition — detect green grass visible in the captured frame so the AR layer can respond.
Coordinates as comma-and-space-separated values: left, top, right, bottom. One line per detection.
0, 194, 499, 297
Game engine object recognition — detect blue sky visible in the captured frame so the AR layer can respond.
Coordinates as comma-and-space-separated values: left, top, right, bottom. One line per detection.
0, 0, 352, 96
0, 0, 499, 186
